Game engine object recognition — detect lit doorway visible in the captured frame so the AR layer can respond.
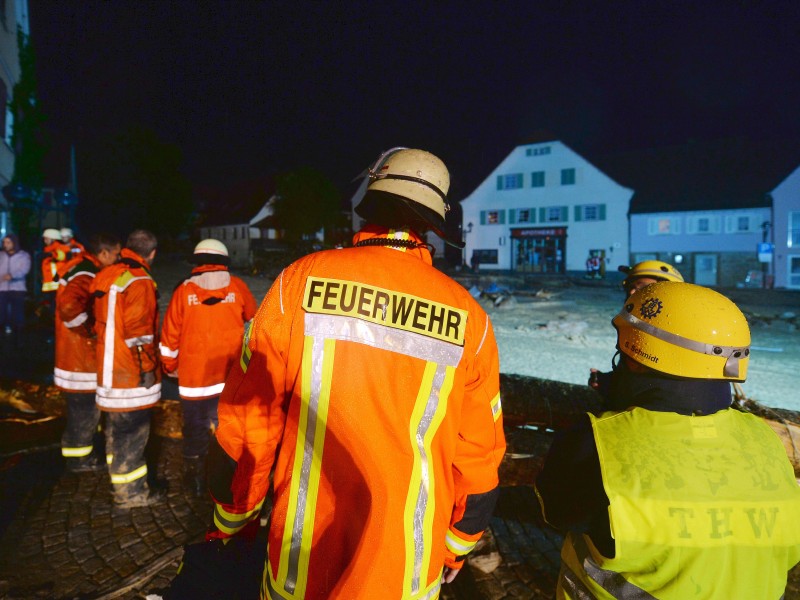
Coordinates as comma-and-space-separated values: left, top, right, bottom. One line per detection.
511, 227, 566, 274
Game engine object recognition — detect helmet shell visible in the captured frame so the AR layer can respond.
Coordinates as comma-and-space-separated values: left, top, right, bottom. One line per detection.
613, 281, 750, 381
367, 148, 450, 222
193, 238, 228, 256
619, 260, 683, 290
60, 227, 74, 240
43, 228, 62, 241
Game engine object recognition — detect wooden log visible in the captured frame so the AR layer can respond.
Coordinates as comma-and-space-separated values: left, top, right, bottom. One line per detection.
499, 373, 601, 430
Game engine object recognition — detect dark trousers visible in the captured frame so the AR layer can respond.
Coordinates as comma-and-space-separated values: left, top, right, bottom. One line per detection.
105, 408, 152, 502
181, 396, 219, 459
61, 392, 102, 467
0, 291, 26, 330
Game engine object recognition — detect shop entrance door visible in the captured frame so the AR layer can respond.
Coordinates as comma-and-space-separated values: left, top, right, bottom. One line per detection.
511, 227, 567, 274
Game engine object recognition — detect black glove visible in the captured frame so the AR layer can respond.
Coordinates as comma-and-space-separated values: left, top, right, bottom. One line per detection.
139, 370, 156, 389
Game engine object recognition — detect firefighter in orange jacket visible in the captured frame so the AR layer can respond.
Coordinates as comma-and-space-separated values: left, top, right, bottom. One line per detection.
41, 228, 70, 293
56, 232, 121, 472
207, 148, 506, 599
91, 229, 163, 508
160, 239, 257, 496
60, 227, 86, 260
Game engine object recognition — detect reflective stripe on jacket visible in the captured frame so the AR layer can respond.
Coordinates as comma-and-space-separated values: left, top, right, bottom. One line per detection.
41, 241, 70, 292
159, 266, 257, 399
54, 255, 100, 391
212, 227, 505, 599
90, 248, 161, 410
559, 407, 800, 599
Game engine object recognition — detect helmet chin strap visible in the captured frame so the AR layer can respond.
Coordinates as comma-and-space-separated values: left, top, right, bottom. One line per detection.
354, 236, 435, 257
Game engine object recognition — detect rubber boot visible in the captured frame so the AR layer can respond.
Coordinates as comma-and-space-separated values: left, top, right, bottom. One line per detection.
183, 455, 207, 498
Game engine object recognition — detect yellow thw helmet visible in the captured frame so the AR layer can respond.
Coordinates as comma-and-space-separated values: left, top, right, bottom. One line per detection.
612, 281, 750, 381
619, 260, 683, 290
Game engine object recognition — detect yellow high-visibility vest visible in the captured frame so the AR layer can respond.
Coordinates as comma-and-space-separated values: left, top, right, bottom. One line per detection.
559, 407, 800, 599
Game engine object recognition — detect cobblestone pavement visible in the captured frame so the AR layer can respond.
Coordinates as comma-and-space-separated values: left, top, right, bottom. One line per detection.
0, 431, 564, 599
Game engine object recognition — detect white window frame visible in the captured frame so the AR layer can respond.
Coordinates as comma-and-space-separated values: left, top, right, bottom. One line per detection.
547, 206, 565, 222
687, 215, 721, 235
497, 173, 523, 190
724, 214, 758, 234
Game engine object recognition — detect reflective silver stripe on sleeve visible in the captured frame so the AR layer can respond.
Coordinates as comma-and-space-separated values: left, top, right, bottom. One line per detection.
63, 312, 88, 328
125, 334, 154, 347
159, 343, 179, 358
304, 313, 463, 367
178, 382, 225, 398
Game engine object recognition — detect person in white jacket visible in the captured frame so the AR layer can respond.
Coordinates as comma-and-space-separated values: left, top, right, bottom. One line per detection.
0, 233, 32, 341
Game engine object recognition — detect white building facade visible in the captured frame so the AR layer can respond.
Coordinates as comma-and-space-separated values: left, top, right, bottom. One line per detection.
771, 165, 800, 289
628, 207, 771, 287
461, 141, 633, 274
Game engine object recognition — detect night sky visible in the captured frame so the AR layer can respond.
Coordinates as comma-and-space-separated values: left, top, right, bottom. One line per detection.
29, 1, 800, 201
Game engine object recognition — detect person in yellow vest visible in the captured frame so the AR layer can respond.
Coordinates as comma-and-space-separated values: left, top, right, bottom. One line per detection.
536, 281, 800, 599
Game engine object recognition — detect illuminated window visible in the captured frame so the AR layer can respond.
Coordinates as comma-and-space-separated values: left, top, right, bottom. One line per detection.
648, 217, 682, 235
480, 210, 506, 225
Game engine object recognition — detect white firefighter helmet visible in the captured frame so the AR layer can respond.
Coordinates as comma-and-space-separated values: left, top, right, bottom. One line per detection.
355, 147, 463, 248
43, 228, 62, 241
194, 239, 228, 256
60, 227, 74, 240
192, 238, 230, 265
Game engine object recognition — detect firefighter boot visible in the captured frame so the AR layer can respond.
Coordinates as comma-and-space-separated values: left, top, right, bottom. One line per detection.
183, 455, 207, 498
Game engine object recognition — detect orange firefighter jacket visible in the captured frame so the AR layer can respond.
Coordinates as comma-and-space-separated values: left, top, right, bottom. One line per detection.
65, 239, 86, 260
54, 254, 102, 392
90, 248, 161, 411
159, 265, 257, 400
211, 226, 506, 599
41, 240, 71, 292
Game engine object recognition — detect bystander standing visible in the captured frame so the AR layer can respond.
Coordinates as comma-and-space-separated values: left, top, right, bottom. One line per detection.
0, 233, 31, 342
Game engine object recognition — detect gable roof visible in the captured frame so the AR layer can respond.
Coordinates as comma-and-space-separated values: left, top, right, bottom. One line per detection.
194, 177, 276, 227
593, 137, 800, 213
